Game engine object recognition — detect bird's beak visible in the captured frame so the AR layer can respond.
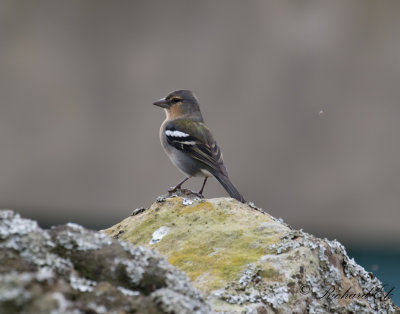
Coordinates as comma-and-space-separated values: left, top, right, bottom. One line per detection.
153, 98, 169, 108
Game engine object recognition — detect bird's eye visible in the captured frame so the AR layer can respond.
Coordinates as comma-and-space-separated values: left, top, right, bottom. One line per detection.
171, 98, 181, 103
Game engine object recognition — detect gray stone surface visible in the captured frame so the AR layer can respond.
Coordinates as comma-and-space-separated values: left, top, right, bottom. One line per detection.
0, 209, 211, 314
2, 196, 400, 314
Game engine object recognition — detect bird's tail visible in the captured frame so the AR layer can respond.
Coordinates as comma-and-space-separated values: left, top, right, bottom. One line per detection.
213, 173, 245, 203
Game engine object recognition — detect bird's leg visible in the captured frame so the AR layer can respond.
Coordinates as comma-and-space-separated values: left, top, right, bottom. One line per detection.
168, 176, 190, 192
198, 177, 208, 195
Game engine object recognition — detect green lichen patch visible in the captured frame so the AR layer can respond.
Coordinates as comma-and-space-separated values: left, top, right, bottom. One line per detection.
105, 197, 286, 293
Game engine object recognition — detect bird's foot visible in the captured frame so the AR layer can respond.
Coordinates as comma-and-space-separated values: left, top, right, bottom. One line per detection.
192, 191, 204, 199
167, 188, 204, 199
168, 186, 180, 193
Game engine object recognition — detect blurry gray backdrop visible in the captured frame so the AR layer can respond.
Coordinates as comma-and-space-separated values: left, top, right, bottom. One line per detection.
1, 1, 400, 249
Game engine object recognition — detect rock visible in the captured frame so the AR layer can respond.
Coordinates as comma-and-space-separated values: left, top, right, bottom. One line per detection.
0, 209, 211, 314
105, 195, 400, 313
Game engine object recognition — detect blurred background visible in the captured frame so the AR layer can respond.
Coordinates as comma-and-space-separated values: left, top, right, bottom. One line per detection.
1, 0, 399, 304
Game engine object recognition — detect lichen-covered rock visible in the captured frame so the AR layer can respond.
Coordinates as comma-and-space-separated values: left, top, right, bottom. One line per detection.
105, 194, 400, 313
0, 209, 211, 314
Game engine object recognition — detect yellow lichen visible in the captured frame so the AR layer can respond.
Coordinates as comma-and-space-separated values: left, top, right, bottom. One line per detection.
104, 197, 285, 293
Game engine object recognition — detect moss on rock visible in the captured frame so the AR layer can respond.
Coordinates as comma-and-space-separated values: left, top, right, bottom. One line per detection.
105, 194, 400, 313
106, 197, 282, 294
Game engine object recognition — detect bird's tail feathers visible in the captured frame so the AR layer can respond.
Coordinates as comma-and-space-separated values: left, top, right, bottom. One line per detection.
213, 172, 245, 203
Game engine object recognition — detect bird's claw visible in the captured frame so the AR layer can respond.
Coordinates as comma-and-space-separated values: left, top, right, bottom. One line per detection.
168, 186, 179, 193
167, 188, 204, 199
193, 192, 204, 199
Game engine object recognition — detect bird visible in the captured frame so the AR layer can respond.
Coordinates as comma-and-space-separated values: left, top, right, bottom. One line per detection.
153, 90, 245, 203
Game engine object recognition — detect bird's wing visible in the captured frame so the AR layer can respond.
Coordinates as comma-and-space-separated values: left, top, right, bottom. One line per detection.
164, 119, 228, 176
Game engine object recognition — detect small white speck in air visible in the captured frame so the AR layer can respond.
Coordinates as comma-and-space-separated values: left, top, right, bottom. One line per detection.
318, 110, 324, 116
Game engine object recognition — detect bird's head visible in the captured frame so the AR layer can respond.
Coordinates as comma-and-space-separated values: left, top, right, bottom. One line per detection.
153, 90, 202, 120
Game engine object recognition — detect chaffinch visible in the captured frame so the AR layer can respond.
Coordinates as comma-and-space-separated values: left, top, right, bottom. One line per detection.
153, 90, 245, 203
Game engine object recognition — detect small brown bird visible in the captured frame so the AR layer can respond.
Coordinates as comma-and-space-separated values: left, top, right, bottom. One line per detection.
153, 90, 245, 202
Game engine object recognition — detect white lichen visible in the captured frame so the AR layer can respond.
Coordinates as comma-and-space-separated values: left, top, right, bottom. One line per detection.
156, 195, 167, 203
302, 234, 319, 250
0, 210, 38, 239
118, 286, 140, 296
308, 299, 327, 314
269, 239, 300, 254
261, 285, 289, 309
149, 226, 170, 245
51, 292, 70, 314
131, 207, 146, 216
319, 244, 329, 263
151, 288, 211, 314
56, 224, 112, 251
114, 258, 145, 285
87, 302, 107, 313
0, 272, 32, 303
182, 199, 194, 206
238, 264, 257, 288
69, 274, 97, 292
325, 264, 342, 287
36, 267, 54, 282
306, 275, 322, 294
